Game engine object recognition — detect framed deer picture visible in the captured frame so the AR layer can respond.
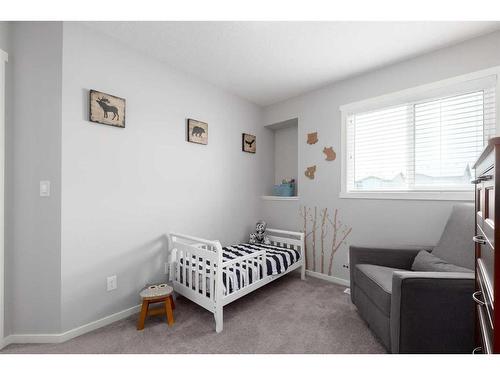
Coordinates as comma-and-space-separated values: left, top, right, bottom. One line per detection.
187, 119, 208, 145
89, 90, 126, 128
242, 133, 256, 153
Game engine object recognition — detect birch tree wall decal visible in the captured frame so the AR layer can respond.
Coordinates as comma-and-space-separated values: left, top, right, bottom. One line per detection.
327, 208, 352, 276
320, 207, 329, 274
298, 205, 352, 276
309, 206, 318, 271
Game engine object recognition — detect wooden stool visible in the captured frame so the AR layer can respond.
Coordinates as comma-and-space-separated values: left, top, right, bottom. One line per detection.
137, 284, 175, 330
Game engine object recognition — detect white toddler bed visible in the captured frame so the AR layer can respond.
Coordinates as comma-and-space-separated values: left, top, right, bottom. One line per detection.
168, 229, 305, 332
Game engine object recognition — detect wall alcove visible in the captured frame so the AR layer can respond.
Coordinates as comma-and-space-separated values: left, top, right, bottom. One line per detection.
262, 118, 298, 200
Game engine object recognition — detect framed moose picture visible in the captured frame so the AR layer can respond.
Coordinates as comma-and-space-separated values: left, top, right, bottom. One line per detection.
242, 133, 256, 153
187, 119, 208, 145
89, 89, 126, 128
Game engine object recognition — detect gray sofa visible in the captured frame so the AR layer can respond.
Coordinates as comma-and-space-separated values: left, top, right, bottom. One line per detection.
349, 204, 475, 353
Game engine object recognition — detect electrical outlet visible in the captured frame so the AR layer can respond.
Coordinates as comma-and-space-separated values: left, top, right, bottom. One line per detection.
107, 275, 117, 291
164, 262, 169, 275
342, 264, 349, 269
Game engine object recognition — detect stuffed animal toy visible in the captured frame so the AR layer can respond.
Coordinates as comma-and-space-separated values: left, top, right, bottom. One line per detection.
249, 220, 271, 245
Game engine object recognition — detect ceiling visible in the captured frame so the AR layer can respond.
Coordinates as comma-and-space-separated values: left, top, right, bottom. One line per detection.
82, 21, 500, 106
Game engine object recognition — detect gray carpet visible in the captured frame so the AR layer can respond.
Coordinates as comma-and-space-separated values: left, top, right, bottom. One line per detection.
1, 272, 386, 354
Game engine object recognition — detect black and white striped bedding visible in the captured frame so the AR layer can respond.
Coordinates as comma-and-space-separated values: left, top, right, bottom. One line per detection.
179, 242, 300, 294
223, 243, 300, 276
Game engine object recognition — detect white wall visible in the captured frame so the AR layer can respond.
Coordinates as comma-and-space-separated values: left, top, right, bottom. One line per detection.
6, 22, 63, 334
262, 30, 500, 282
60, 22, 271, 331
2, 21, 272, 336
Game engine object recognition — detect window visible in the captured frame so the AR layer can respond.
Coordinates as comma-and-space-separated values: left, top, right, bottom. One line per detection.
341, 72, 497, 199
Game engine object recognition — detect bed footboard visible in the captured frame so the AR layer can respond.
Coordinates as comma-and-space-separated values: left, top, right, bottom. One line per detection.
168, 233, 223, 316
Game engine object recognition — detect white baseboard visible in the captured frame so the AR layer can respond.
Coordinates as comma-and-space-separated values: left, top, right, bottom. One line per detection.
2, 304, 141, 347
305, 270, 350, 287
0, 335, 13, 350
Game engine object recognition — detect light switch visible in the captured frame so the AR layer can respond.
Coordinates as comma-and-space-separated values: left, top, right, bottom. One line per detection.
107, 275, 117, 291
40, 180, 50, 197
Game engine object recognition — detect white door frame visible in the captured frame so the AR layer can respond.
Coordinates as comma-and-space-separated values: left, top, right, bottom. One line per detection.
0, 48, 7, 349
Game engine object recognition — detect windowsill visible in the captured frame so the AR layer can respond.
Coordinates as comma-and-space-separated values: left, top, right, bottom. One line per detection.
339, 191, 474, 201
261, 196, 300, 201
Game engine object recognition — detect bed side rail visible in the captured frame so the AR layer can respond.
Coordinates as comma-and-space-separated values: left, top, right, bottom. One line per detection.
221, 249, 267, 297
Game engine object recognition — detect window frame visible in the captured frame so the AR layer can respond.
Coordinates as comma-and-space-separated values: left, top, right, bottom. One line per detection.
339, 67, 500, 201
0, 47, 7, 349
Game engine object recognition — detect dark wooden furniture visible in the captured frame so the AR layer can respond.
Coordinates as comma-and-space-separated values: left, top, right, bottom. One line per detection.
472, 136, 500, 354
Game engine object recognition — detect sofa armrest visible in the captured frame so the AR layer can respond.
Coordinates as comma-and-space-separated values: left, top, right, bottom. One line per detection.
349, 246, 426, 270
390, 271, 475, 353
349, 246, 426, 304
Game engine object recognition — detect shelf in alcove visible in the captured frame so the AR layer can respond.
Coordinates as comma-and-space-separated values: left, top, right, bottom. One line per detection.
261, 196, 299, 201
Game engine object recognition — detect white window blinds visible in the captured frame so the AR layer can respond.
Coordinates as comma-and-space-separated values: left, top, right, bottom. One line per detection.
345, 81, 496, 192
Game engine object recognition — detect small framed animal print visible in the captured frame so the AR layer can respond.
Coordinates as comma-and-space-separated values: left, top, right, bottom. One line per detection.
187, 119, 208, 145
242, 133, 256, 153
89, 90, 126, 128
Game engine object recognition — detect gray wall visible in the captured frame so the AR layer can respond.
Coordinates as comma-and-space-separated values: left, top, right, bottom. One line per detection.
274, 124, 298, 187
6, 22, 63, 334
60, 22, 271, 331
4, 22, 500, 335
0, 21, 9, 340
0, 22, 10, 52
262, 30, 500, 282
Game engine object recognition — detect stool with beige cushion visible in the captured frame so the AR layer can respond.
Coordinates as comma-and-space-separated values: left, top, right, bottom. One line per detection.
137, 284, 175, 330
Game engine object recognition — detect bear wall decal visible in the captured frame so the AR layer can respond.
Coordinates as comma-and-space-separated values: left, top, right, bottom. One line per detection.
323, 147, 336, 161
305, 165, 317, 180
307, 132, 318, 145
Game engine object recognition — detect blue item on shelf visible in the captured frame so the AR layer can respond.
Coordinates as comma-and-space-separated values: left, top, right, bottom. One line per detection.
272, 183, 295, 197
272, 185, 281, 196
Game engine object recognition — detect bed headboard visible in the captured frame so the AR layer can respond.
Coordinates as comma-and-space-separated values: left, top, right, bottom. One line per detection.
266, 228, 304, 250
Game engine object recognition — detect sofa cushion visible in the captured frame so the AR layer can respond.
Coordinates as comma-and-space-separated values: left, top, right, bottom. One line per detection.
432, 203, 474, 269
354, 264, 404, 316
411, 250, 473, 273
